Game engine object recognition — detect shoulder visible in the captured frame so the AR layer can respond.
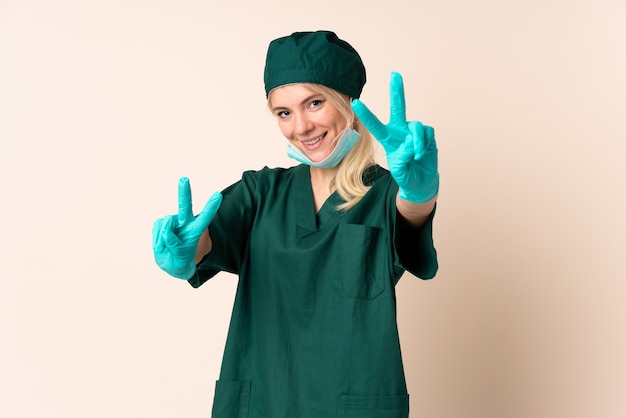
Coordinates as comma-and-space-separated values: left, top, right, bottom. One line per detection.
363, 164, 395, 189
240, 165, 302, 184
232, 165, 304, 196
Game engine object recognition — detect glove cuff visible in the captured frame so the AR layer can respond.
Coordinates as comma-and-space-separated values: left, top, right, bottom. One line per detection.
398, 174, 439, 204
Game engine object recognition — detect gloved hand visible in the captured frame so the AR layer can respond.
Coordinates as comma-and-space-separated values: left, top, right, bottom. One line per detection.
152, 177, 222, 280
352, 72, 439, 204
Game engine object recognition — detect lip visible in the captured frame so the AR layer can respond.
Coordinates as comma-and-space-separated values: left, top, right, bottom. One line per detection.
301, 132, 327, 150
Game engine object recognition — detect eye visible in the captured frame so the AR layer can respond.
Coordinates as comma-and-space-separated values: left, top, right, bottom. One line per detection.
276, 110, 290, 119
309, 99, 325, 110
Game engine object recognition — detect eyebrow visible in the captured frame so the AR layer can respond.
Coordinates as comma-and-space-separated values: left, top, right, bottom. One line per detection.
271, 93, 322, 112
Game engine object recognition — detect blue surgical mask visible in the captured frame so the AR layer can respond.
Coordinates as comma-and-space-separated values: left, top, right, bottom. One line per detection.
286, 128, 361, 168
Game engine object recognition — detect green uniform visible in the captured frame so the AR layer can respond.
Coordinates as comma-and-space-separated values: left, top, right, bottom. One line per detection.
189, 164, 437, 418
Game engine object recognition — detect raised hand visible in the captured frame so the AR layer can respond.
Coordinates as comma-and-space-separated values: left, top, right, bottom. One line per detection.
352, 72, 439, 204
152, 177, 222, 279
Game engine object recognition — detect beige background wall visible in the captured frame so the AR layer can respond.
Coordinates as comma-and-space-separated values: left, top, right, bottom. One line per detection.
1, 0, 624, 417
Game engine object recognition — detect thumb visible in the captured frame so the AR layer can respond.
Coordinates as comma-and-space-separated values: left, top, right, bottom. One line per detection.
160, 216, 181, 248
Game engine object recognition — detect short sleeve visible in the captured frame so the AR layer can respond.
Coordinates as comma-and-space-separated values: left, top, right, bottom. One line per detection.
187, 170, 260, 288
394, 204, 438, 280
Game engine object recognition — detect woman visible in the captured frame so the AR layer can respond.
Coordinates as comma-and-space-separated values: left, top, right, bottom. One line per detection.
152, 30, 439, 418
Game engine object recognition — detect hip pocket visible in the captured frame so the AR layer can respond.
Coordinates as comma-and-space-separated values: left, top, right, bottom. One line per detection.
337, 393, 409, 418
211, 380, 251, 418
335, 224, 386, 299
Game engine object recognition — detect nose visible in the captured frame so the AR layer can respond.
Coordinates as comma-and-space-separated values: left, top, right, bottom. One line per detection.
294, 112, 314, 136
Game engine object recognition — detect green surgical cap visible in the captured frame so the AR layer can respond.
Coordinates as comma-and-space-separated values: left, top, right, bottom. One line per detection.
264, 31, 366, 99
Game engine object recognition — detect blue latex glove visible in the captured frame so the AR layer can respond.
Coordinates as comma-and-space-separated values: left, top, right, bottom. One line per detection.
152, 177, 222, 280
352, 72, 439, 204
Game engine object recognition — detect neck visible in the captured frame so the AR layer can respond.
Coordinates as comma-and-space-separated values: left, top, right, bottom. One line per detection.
309, 166, 338, 213
309, 165, 338, 189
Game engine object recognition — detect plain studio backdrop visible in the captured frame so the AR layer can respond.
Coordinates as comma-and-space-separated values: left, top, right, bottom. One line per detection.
1, 0, 624, 417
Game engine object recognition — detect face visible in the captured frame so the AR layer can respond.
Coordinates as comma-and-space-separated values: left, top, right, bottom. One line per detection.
269, 84, 347, 163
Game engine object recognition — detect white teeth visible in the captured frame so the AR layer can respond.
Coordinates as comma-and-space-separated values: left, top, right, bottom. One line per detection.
303, 135, 323, 145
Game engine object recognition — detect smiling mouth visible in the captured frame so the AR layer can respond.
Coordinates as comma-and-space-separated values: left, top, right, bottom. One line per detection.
302, 133, 326, 146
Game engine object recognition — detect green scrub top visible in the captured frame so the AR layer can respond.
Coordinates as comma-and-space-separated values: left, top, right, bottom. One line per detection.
189, 164, 437, 418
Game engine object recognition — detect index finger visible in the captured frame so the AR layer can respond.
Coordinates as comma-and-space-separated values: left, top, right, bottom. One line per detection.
351, 99, 389, 143
389, 72, 407, 126
178, 177, 194, 225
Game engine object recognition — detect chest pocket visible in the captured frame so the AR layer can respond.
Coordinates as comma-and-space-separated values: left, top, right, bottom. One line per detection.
334, 224, 386, 300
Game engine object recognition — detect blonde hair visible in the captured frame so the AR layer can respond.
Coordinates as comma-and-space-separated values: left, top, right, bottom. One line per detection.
268, 83, 376, 211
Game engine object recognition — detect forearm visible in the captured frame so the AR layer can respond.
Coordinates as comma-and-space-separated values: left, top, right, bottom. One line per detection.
396, 194, 437, 228
194, 229, 213, 264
